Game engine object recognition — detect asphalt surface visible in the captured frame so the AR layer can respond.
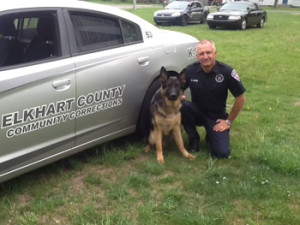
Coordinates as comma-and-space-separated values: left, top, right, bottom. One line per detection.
112, 4, 155, 9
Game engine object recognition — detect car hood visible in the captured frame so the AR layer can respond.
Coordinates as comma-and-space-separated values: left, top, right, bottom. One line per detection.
210, 10, 246, 16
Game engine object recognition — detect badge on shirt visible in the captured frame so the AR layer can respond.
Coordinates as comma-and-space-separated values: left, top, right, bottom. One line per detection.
231, 70, 240, 81
215, 74, 224, 83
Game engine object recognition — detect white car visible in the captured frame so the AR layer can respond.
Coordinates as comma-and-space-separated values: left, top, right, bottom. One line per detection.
0, 0, 198, 183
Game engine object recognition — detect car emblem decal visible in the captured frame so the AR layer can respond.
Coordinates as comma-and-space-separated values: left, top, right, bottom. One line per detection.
231, 70, 241, 81
215, 74, 224, 83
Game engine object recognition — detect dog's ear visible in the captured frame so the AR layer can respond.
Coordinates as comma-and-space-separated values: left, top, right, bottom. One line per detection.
160, 67, 168, 84
179, 68, 186, 84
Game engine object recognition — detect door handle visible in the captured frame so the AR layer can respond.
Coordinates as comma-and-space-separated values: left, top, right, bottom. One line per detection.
52, 79, 71, 91
137, 56, 150, 66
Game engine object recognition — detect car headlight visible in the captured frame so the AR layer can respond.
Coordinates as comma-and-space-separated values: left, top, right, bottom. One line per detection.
171, 12, 181, 17
229, 15, 241, 20
207, 14, 213, 20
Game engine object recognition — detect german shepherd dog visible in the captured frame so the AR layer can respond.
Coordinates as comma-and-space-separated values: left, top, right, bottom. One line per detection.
144, 67, 195, 163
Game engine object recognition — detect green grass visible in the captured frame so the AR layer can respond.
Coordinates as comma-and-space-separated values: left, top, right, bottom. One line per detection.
0, 6, 299, 225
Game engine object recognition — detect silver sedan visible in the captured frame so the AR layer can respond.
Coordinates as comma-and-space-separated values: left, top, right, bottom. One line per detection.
0, 0, 198, 183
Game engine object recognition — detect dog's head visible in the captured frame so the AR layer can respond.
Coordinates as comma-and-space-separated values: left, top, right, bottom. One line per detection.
160, 67, 186, 101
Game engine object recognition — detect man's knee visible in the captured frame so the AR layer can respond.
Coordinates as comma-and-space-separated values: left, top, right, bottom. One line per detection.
180, 100, 191, 115
180, 101, 193, 124
207, 131, 230, 158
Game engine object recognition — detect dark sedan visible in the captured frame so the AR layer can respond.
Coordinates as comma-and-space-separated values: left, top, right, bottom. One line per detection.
154, 1, 210, 26
206, 2, 267, 30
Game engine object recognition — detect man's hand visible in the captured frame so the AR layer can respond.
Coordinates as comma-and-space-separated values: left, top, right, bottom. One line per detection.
213, 119, 230, 132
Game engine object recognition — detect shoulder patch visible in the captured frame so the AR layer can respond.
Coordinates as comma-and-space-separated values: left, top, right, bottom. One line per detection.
231, 70, 240, 81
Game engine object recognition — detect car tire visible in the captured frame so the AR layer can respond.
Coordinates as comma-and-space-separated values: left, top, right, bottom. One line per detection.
136, 78, 161, 139
180, 15, 188, 26
240, 19, 247, 30
257, 18, 264, 28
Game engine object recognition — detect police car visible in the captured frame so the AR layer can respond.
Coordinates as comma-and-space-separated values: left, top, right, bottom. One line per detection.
154, 1, 210, 26
0, 0, 198, 183
206, 1, 267, 30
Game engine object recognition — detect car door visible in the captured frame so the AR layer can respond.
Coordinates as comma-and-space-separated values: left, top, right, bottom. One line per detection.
189, 2, 202, 22
0, 10, 76, 181
247, 3, 261, 25
64, 9, 152, 147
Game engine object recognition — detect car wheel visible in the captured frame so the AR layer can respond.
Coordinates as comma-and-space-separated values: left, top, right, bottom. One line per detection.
136, 78, 161, 139
240, 19, 247, 30
257, 18, 264, 28
180, 15, 188, 26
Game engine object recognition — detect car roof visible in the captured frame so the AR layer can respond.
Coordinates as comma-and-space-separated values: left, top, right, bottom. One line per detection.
1, 0, 108, 11
0, 0, 145, 24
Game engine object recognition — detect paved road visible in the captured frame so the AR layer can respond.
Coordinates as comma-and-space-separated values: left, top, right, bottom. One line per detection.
112, 4, 156, 9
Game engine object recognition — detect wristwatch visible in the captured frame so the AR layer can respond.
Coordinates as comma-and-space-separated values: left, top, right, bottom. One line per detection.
226, 119, 231, 126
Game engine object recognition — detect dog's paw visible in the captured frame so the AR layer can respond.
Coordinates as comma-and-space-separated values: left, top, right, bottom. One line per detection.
187, 153, 196, 159
144, 145, 151, 153
157, 156, 165, 164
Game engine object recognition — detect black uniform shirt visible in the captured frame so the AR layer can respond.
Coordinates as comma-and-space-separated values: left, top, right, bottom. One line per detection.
185, 60, 246, 115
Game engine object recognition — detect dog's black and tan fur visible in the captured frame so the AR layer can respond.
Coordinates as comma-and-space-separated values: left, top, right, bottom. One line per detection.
144, 67, 195, 163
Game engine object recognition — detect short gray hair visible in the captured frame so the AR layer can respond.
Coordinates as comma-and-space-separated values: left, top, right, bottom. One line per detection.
198, 39, 216, 52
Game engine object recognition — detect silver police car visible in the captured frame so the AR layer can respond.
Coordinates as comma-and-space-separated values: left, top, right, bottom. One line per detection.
0, 0, 198, 183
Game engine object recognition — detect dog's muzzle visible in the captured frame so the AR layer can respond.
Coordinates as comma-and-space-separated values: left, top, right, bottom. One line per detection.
168, 93, 179, 101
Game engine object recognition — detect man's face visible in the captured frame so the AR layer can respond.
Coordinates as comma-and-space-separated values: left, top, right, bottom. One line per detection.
196, 42, 217, 70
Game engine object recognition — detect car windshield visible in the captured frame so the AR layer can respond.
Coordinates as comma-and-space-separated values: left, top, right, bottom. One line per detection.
220, 2, 249, 12
165, 1, 189, 10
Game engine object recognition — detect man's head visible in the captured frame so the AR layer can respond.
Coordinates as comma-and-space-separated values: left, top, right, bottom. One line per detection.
196, 39, 217, 73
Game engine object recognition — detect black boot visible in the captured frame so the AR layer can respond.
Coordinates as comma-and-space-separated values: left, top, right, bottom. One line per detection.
189, 139, 199, 153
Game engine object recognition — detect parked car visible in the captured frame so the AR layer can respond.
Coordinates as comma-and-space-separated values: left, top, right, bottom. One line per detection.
0, 0, 199, 183
206, 1, 267, 30
154, 1, 210, 26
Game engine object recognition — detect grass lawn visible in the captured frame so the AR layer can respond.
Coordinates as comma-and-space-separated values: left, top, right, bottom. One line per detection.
0, 4, 299, 225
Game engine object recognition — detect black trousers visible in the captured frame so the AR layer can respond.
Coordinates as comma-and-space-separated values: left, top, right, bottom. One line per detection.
180, 100, 230, 158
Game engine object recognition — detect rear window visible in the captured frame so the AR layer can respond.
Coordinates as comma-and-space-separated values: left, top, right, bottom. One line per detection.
69, 11, 143, 53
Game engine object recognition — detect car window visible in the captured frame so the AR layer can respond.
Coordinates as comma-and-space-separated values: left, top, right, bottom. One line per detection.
166, 1, 189, 10
69, 11, 142, 53
250, 3, 258, 10
120, 20, 142, 44
0, 11, 60, 68
221, 3, 249, 11
195, 2, 201, 8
